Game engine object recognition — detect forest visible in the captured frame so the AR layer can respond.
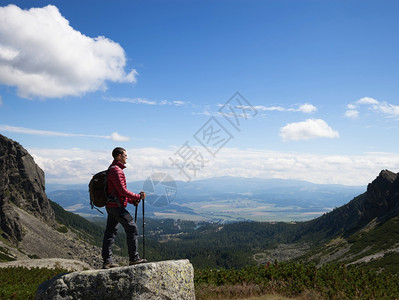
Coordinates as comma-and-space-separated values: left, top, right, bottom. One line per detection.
49, 199, 399, 273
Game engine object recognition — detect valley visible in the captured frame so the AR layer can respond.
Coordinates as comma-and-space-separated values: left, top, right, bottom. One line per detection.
47, 177, 365, 223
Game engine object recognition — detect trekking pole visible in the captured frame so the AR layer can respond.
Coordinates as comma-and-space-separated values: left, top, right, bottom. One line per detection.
142, 197, 145, 259
134, 204, 138, 223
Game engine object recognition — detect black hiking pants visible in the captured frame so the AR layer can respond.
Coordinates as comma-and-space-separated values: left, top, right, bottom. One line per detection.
102, 207, 140, 264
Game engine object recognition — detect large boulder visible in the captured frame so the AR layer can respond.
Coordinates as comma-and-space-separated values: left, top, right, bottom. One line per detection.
36, 259, 195, 300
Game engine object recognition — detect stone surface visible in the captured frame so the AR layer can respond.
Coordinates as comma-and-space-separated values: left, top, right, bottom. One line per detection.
36, 259, 195, 300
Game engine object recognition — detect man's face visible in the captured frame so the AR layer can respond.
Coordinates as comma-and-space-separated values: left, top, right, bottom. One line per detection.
118, 151, 128, 164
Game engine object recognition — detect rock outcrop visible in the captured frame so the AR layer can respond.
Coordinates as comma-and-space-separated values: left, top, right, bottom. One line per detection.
0, 134, 104, 268
0, 134, 55, 243
340, 169, 399, 229
303, 169, 399, 239
36, 259, 195, 300
4, 205, 104, 267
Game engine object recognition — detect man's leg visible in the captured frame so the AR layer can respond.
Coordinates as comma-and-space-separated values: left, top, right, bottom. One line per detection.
102, 208, 119, 266
117, 208, 141, 262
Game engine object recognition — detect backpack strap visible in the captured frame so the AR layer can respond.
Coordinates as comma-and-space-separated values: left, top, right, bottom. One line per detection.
106, 166, 122, 207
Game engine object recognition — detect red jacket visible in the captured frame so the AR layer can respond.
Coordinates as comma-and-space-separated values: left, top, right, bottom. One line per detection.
106, 160, 141, 208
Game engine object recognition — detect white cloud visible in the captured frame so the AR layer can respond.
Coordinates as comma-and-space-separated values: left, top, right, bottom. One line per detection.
29, 146, 399, 186
106, 97, 185, 106
31, 147, 170, 184
347, 104, 357, 109
349, 97, 399, 119
0, 124, 129, 141
255, 103, 317, 113
173, 101, 185, 106
0, 4, 136, 99
110, 132, 130, 142
255, 105, 285, 112
0, 44, 19, 60
193, 111, 212, 116
107, 97, 156, 105
356, 97, 379, 105
31, 148, 110, 184
371, 102, 399, 118
295, 103, 317, 113
208, 148, 399, 185
159, 100, 187, 106
345, 110, 359, 119
279, 119, 339, 141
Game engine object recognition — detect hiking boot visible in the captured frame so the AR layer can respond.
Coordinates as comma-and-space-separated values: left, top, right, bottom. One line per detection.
102, 263, 119, 269
129, 258, 147, 265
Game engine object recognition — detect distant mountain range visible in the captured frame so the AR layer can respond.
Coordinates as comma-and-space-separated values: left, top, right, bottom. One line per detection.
47, 176, 365, 222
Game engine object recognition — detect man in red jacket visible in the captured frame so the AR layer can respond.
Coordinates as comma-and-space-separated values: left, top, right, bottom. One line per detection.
101, 147, 146, 269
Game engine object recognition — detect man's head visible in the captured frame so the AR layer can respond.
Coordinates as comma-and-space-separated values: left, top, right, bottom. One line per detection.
112, 147, 127, 164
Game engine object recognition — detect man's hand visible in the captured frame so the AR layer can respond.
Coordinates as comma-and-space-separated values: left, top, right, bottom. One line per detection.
139, 191, 146, 200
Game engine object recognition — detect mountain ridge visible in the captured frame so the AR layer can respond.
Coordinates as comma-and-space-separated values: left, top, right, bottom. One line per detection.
302, 169, 399, 240
45, 175, 364, 192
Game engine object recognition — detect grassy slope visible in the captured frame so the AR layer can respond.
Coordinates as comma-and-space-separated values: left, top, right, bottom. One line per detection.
299, 215, 399, 273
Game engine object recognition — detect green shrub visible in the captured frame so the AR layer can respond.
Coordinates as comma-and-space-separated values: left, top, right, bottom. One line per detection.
56, 225, 68, 233
194, 262, 399, 299
0, 246, 15, 262
0, 266, 69, 300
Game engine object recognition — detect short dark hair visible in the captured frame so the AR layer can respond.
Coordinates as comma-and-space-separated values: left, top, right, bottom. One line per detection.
112, 147, 126, 159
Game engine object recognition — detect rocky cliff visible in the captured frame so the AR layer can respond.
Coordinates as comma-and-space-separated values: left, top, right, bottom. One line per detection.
0, 134, 103, 268
363, 169, 399, 222
302, 169, 399, 239
301, 170, 399, 239
0, 134, 55, 243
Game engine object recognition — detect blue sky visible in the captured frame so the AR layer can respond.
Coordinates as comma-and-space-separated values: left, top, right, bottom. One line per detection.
0, 0, 398, 185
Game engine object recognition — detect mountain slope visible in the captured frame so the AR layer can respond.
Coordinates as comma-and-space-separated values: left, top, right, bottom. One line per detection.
0, 134, 106, 268
0, 134, 55, 243
298, 170, 399, 241
150, 170, 399, 271
295, 170, 399, 271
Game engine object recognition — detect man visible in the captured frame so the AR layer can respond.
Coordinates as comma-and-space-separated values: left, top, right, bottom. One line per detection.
101, 147, 146, 269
